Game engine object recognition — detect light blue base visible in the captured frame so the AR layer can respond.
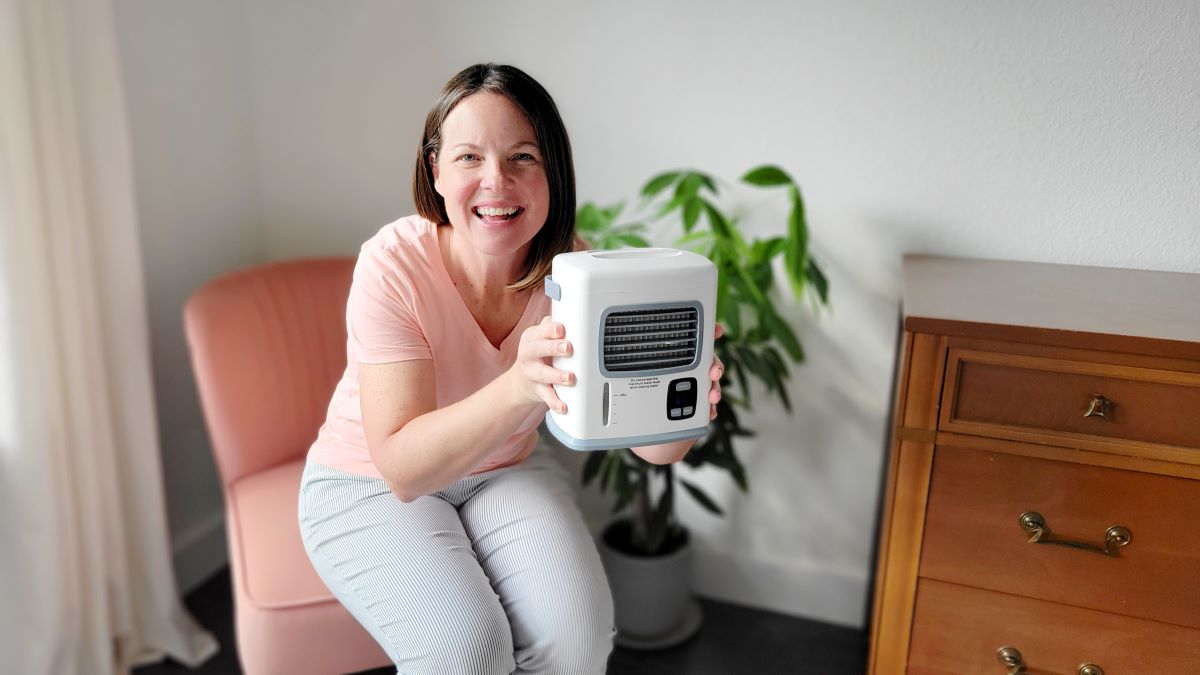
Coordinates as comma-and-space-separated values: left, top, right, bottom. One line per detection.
544, 413, 709, 452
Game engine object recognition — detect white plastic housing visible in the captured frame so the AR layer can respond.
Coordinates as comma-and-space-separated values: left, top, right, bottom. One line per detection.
544, 248, 717, 451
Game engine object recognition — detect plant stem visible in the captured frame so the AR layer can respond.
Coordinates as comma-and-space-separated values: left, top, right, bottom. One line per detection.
632, 461, 650, 551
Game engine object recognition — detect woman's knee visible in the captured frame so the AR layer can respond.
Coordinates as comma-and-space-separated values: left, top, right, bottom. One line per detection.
398, 600, 516, 675
516, 601, 616, 674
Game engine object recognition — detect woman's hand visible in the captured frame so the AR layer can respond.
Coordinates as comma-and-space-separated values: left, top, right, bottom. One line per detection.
708, 324, 725, 420
509, 315, 574, 413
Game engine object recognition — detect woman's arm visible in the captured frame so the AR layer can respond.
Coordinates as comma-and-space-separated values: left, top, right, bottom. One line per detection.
630, 438, 696, 465
360, 317, 573, 501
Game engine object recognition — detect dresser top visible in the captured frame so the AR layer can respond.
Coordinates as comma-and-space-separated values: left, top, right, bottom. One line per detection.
902, 254, 1200, 347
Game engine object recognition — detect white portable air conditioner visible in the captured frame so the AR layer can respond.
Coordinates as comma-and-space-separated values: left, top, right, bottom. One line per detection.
542, 248, 717, 451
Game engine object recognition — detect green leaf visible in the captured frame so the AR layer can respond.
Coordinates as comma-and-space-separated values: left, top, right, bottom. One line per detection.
600, 201, 624, 224
731, 265, 768, 308
749, 240, 766, 264
612, 222, 648, 235
598, 451, 616, 491
703, 441, 749, 492
676, 230, 709, 244
674, 230, 711, 252
642, 171, 681, 198
682, 197, 701, 232
700, 200, 733, 241
606, 449, 622, 489
761, 347, 796, 409
765, 236, 787, 260
738, 345, 769, 385
750, 260, 773, 294
775, 372, 792, 411
582, 451, 605, 486
730, 353, 751, 405
741, 165, 793, 187
807, 258, 830, 305
728, 454, 749, 492
785, 185, 809, 298
764, 311, 803, 362
576, 202, 604, 233
656, 194, 686, 218
763, 346, 795, 379
680, 479, 724, 516
675, 173, 705, 202
613, 233, 651, 248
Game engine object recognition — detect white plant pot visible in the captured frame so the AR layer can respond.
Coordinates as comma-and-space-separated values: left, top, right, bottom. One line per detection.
596, 519, 704, 649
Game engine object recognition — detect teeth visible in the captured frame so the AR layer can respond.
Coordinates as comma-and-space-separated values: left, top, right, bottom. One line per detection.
476, 206, 520, 217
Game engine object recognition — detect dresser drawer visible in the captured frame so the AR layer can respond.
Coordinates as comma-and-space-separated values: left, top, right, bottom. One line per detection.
919, 445, 1200, 629
908, 579, 1200, 675
940, 347, 1200, 449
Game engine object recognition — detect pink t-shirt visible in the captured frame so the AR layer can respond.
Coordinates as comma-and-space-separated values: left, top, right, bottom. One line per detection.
307, 214, 550, 479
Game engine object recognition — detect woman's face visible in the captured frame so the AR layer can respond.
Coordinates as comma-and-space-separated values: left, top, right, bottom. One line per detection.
432, 92, 550, 259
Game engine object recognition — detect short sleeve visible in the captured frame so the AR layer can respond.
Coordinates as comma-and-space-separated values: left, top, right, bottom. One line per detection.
346, 244, 432, 364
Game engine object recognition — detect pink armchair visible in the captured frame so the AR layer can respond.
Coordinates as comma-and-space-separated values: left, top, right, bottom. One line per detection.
183, 257, 390, 675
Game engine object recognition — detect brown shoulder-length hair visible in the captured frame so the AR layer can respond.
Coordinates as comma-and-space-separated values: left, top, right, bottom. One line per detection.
413, 63, 576, 292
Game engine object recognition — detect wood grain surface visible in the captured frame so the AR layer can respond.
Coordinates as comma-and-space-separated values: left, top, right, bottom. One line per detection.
920, 445, 1200, 630
908, 579, 1200, 675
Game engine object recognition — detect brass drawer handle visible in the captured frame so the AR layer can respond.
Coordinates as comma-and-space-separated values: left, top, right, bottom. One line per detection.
996, 646, 1026, 674
1083, 394, 1113, 419
1019, 512, 1132, 557
997, 647, 1105, 675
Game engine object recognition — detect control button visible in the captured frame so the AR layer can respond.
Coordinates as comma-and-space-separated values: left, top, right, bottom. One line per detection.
675, 381, 692, 391
670, 408, 682, 418
682, 406, 694, 416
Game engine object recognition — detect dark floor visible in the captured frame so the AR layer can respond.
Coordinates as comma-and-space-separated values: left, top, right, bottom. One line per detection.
135, 568, 868, 674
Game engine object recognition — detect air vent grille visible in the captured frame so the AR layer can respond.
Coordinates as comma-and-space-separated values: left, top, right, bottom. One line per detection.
602, 307, 699, 373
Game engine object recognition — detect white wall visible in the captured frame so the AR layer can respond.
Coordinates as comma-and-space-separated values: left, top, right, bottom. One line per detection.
114, 0, 263, 592
118, 0, 1200, 627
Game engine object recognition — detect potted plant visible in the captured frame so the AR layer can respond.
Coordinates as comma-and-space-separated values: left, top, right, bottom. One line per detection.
574, 166, 830, 648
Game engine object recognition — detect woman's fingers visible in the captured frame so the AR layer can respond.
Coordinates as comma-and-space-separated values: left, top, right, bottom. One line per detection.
536, 338, 572, 358
709, 354, 723, 381
705, 327, 724, 417
525, 361, 573, 386
709, 379, 721, 405
538, 383, 566, 413
541, 317, 564, 339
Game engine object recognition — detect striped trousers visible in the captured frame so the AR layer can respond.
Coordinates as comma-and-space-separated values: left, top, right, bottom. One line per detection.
298, 445, 616, 674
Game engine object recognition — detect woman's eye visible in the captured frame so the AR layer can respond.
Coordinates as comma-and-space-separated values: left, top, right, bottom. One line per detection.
512, 153, 537, 162
457, 153, 480, 162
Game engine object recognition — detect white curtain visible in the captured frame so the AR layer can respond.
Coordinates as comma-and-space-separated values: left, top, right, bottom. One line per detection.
0, 0, 218, 672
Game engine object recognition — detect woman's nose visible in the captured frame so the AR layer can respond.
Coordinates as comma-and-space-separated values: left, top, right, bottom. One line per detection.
479, 158, 514, 191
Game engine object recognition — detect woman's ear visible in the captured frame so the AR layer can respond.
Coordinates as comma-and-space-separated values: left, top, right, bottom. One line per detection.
429, 153, 440, 190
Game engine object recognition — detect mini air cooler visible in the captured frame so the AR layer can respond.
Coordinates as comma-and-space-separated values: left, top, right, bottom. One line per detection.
542, 248, 717, 451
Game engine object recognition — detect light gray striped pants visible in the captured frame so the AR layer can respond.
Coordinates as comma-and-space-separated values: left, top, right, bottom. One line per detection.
298, 445, 616, 674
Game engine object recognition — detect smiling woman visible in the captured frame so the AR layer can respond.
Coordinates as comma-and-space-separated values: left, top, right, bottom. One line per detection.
297, 64, 617, 674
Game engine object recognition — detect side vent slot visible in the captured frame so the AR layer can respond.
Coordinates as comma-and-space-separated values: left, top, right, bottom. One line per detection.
602, 307, 699, 374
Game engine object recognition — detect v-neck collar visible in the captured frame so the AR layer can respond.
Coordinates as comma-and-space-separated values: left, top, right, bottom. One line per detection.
431, 224, 539, 355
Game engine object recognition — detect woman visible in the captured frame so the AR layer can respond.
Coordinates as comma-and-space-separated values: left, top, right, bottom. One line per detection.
298, 63, 723, 674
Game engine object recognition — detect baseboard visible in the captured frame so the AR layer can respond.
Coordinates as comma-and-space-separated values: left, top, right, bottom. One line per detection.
172, 509, 228, 594
692, 546, 868, 629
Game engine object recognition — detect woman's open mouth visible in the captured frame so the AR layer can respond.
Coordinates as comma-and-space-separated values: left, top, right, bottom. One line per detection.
473, 205, 524, 226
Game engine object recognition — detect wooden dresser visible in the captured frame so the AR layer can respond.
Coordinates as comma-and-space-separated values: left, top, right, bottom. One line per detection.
869, 255, 1200, 674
